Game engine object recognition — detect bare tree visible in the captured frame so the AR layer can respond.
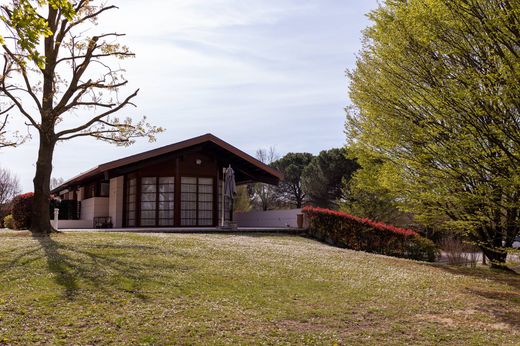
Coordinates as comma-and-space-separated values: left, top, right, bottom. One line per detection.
50, 177, 64, 190
0, 166, 20, 205
0, 104, 25, 148
251, 147, 279, 211
0, 1, 163, 234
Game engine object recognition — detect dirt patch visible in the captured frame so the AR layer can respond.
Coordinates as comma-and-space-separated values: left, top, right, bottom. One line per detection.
418, 313, 512, 331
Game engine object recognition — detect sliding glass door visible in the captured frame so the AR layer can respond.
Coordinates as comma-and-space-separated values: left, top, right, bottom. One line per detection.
158, 177, 174, 226
180, 177, 214, 226
139, 177, 175, 227
125, 175, 213, 227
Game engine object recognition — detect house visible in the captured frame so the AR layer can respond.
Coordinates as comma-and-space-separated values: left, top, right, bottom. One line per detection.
52, 134, 282, 228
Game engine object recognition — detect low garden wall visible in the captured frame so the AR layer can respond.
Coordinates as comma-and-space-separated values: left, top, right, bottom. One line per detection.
51, 219, 93, 229
235, 209, 302, 228
302, 206, 437, 262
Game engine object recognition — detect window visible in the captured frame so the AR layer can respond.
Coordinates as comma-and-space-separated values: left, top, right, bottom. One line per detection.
181, 177, 214, 226
181, 177, 197, 226
137, 177, 175, 227
198, 178, 213, 226
158, 177, 174, 226
140, 177, 157, 226
100, 182, 110, 197
84, 182, 96, 199
126, 178, 136, 227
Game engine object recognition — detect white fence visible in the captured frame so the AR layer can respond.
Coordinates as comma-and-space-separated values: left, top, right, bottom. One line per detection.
51, 219, 93, 229
235, 209, 302, 228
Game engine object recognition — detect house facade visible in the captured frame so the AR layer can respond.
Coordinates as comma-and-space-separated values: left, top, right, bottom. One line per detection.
52, 134, 282, 228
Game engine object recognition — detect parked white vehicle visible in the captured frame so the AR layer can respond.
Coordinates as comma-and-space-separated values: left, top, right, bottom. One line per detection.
513, 236, 520, 248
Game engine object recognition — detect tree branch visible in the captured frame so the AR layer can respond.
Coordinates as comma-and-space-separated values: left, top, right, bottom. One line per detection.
56, 89, 139, 138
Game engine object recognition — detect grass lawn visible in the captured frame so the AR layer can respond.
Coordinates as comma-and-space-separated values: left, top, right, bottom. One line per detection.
0, 231, 519, 345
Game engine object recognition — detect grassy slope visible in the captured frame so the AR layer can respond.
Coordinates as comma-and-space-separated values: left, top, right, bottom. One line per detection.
0, 231, 519, 345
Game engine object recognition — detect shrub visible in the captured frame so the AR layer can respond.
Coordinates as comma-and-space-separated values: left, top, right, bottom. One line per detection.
11, 193, 34, 230
3, 214, 15, 229
440, 236, 479, 267
302, 206, 438, 262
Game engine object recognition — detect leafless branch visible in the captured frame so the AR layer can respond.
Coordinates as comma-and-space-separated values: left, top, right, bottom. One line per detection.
56, 89, 139, 138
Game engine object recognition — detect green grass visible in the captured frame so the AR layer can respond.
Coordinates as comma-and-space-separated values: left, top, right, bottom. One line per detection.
0, 231, 519, 345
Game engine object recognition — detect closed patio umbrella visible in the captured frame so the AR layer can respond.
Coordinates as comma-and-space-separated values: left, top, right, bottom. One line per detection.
224, 165, 236, 224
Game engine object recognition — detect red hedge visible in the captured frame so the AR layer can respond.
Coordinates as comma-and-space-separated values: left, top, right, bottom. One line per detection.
11, 192, 34, 230
302, 206, 437, 262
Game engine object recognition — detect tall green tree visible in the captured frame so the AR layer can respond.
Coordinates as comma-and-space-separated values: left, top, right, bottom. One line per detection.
347, 0, 519, 267
233, 185, 252, 213
272, 152, 313, 208
342, 157, 408, 226
0, 1, 162, 235
302, 148, 357, 209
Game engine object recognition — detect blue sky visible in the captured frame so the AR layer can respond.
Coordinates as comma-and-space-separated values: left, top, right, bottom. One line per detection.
0, 0, 378, 191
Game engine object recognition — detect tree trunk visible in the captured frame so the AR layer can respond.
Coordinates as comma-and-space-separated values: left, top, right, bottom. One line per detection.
482, 247, 508, 269
30, 133, 56, 235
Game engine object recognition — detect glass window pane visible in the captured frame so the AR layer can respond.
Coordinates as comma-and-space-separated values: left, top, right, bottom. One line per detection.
126, 178, 137, 226
142, 177, 156, 185
141, 219, 155, 226
199, 178, 212, 185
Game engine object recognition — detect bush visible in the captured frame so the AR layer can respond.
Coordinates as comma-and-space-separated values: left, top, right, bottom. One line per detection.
3, 214, 15, 229
11, 192, 34, 230
302, 206, 438, 262
0, 208, 6, 228
440, 236, 480, 267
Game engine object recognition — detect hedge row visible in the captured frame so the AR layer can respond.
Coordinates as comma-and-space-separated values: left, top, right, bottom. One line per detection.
302, 206, 437, 262
10, 192, 34, 230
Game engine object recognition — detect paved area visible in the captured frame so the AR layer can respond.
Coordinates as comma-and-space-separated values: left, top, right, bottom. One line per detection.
60, 227, 305, 234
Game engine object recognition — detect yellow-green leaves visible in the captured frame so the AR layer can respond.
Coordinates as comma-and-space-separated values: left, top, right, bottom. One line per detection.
1, 0, 76, 69
347, 0, 520, 257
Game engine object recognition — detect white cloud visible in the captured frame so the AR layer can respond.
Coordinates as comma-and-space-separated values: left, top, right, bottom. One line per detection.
0, 0, 378, 190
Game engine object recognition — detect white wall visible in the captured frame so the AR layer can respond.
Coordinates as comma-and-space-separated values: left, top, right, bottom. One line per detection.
235, 209, 303, 228
81, 197, 109, 222
52, 219, 93, 229
109, 176, 124, 228
54, 195, 110, 229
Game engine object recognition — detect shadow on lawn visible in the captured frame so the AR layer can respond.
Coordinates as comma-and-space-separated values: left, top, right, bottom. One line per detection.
30, 234, 184, 301
435, 264, 520, 291
431, 264, 520, 328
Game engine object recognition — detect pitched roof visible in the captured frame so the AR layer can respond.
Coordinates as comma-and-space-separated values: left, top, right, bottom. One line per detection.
52, 133, 282, 193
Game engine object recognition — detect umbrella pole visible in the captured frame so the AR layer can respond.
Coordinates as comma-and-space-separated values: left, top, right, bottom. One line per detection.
230, 198, 234, 222
221, 167, 225, 227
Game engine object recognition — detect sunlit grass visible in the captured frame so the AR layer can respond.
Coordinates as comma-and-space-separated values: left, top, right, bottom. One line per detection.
0, 231, 518, 345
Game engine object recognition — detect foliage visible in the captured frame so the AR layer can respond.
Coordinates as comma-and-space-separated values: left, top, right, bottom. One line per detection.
302, 148, 358, 209
233, 185, 252, 213
0, 0, 163, 233
10, 192, 33, 230
2, 214, 14, 229
341, 157, 411, 226
346, 0, 520, 267
251, 147, 280, 210
272, 152, 313, 208
303, 206, 438, 262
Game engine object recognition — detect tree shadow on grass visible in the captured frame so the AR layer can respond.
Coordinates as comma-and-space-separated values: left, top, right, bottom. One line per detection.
432, 264, 520, 291
464, 287, 520, 328
29, 234, 190, 301
426, 264, 520, 329
34, 236, 79, 299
